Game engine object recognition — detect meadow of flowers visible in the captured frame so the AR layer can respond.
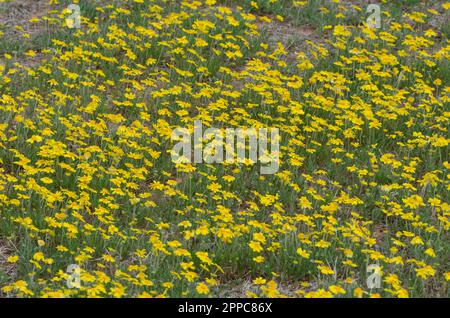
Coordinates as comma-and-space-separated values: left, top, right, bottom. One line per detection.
0, 0, 449, 298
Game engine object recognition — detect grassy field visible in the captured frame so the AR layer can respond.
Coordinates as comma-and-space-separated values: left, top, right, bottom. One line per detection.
0, 0, 449, 298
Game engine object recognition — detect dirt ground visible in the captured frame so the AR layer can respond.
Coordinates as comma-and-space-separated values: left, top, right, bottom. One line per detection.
0, 0, 49, 30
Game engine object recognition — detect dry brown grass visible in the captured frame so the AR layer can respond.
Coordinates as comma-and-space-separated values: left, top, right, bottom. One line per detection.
0, 238, 17, 296
0, 0, 49, 30
0, 0, 51, 66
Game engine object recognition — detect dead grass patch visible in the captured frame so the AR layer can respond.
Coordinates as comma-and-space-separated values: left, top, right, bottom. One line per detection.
0, 237, 17, 296
0, 0, 51, 66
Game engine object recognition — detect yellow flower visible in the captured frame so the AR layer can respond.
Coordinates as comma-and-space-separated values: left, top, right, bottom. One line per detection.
195, 252, 213, 265
329, 285, 346, 295
415, 265, 436, 280
318, 265, 335, 275
424, 248, 436, 257
7, 255, 19, 263
253, 277, 266, 285
444, 272, 450, 281
402, 195, 425, 209
249, 241, 263, 253
102, 254, 116, 263
296, 247, 310, 258
410, 236, 424, 245
40, 177, 53, 184
253, 256, 265, 263
33, 252, 45, 262
196, 282, 210, 295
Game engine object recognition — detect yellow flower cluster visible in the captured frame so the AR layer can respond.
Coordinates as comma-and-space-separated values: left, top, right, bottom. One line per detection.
0, 0, 449, 298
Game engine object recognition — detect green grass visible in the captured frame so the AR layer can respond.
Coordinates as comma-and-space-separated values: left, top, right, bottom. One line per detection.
0, 0, 449, 298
